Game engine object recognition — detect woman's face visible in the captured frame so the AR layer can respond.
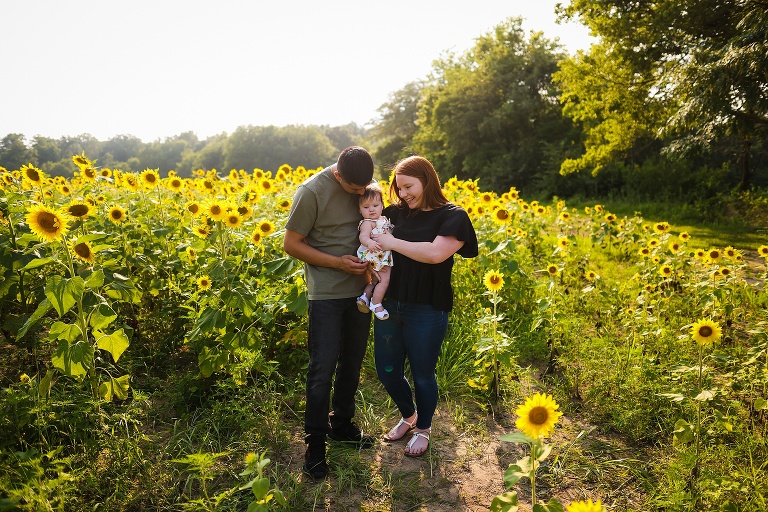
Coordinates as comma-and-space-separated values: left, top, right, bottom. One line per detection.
396, 174, 424, 209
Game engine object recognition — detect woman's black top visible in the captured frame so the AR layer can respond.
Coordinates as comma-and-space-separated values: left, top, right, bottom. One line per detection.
383, 203, 478, 312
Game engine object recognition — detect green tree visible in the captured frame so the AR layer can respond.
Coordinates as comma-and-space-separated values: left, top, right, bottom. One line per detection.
223, 125, 336, 173
413, 18, 573, 193
0, 134, 34, 171
32, 136, 62, 166
368, 81, 424, 172
559, 0, 768, 189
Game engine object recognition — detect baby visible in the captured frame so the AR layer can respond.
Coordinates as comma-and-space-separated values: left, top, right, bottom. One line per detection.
355, 183, 393, 320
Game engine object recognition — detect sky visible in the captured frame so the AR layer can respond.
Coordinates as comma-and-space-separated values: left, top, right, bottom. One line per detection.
2, 0, 594, 143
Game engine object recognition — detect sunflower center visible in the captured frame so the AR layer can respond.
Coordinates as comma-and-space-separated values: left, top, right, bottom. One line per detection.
111, 210, 123, 220
74, 242, 91, 259
491, 276, 501, 285
38, 212, 59, 233
529, 406, 549, 426
27, 169, 40, 181
69, 204, 89, 217
699, 326, 713, 337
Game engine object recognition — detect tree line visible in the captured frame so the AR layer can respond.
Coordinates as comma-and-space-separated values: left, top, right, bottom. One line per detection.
2, 4, 766, 206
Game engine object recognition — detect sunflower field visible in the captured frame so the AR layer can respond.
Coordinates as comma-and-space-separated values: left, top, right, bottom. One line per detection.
1, 155, 767, 511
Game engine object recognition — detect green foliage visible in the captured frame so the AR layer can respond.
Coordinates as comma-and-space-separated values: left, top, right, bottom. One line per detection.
413, 17, 575, 193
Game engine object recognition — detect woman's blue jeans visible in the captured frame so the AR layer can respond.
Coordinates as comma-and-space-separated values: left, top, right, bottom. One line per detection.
305, 298, 371, 435
373, 300, 448, 431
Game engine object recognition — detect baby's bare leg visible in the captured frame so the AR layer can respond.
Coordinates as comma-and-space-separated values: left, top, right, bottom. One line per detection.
371, 266, 391, 306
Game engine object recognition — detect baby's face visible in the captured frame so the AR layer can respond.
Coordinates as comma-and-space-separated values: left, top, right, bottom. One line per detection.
359, 196, 383, 219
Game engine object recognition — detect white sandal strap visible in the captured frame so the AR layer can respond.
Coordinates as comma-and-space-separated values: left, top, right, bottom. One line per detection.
406, 431, 430, 450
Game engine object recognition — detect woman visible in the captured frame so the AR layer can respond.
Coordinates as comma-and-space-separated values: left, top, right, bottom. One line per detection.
371, 155, 478, 457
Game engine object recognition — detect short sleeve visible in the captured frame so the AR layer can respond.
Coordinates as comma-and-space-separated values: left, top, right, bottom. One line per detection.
285, 185, 318, 236
438, 206, 478, 258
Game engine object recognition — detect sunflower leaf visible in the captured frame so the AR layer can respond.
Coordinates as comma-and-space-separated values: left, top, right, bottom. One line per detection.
23, 257, 54, 270
499, 432, 534, 444
532, 499, 565, 512
99, 374, 130, 401
52, 339, 93, 379
45, 275, 85, 317
96, 328, 130, 363
17, 297, 52, 339
490, 490, 519, 511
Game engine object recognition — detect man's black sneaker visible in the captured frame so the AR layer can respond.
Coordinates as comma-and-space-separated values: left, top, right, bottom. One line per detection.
328, 422, 375, 448
303, 435, 328, 479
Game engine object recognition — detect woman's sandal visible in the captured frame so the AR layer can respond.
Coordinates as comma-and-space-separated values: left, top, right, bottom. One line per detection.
356, 293, 370, 313
404, 429, 430, 458
369, 302, 389, 320
383, 415, 417, 442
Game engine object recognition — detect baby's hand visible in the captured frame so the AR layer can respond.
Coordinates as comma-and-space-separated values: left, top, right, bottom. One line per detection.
367, 241, 382, 252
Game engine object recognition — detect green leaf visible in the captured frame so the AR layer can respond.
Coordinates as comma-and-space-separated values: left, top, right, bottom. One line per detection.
96, 328, 130, 362
659, 392, 686, 402
532, 441, 553, 462
90, 303, 117, 330
17, 297, 52, 339
263, 256, 295, 276
38, 370, 55, 399
52, 340, 93, 379
84, 269, 105, 289
23, 257, 54, 270
694, 389, 715, 402
754, 398, 767, 411
246, 503, 268, 512
45, 275, 85, 317
251, 477, 270, 500
533, 499, 565, 512
499, 432, 534, 444
285, 285, 307, 316
49, 321, 83, 343
503, 459, 533, 488
490, 490, 519, 512
99, 374, 130, 401
673, 418, 694, 445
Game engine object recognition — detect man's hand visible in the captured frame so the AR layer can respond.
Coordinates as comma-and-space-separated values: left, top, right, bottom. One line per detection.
339, 255, 369, 275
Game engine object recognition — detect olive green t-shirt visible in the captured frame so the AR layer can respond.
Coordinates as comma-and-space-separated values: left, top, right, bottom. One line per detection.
285, 166, 367, 300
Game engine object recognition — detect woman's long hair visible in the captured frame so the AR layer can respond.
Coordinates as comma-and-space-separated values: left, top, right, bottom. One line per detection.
388, 156, 450, 213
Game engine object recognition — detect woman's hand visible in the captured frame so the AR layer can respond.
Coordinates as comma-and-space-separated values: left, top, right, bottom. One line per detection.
370, 232, 395, 250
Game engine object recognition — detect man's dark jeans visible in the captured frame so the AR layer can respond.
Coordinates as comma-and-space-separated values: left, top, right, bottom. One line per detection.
305, 297, 371, 435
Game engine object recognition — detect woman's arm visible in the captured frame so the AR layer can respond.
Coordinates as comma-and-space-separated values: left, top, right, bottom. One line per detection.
372, 232, 464, 264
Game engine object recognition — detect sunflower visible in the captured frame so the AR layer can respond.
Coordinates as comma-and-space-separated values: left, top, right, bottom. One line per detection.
654, 221, 671, 233
707, 248, 721, 263
584, 206, 592, 214
196, 275, 212, 291
691, 318, 722, 345
277, 198, 292, 211
492, 208, 511, 224
566, 499, 605, 512
21, 164, 45, 185
546, 264, 559, 276
594, 204, 603, 213
694, 248, 707, 259
480, 192, 494, 204
108, 205, 127, 224
559, 211, 571, 221
193, 224, 210, 239
659, 265, 673, 277
65, 201, 92, 219
224, 212, 242, 228
81, 166, 98, 181
720, 267, 731, 277
72, 239, 95, 264
679, 232, 690, 241
99, 168, 112, 178
257, 220, 275, 236
57, 184, 72, 196
140, 168, 161, 189
250, 230, 263, 245
585, 270, 598, 281
122, 173, 140, 192
723, 246, 739, 259
186, 247, 197, 261
648, 238, 659, 247
759, 245, 768, 258
668, 241, 681, 253
483, 270, 504, 291
166, 176, 185, 192
535, 205, 546, 215
236, 204, 253, 219
182, 201, 200, 216
515, 392, 562, 439
205, 201, 227, 221
26, 205, 68, 242
72, 154, 91, 168
259, 178, 273, 193
557, 237, 569, 250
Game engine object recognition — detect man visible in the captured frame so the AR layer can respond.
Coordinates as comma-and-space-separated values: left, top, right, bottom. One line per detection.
283, 146, 375, 479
